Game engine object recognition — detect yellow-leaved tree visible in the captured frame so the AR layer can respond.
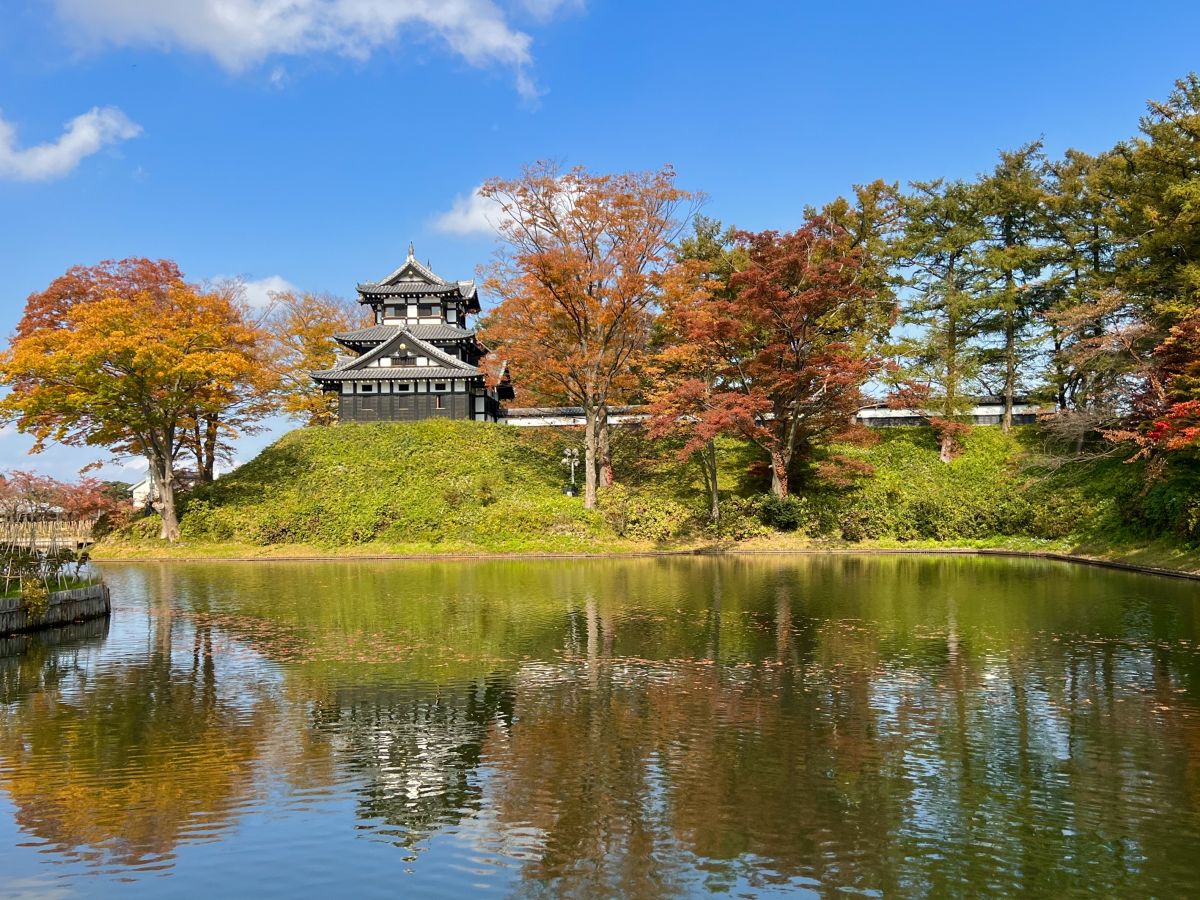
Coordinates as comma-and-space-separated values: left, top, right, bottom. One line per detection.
265, 290, 373, 426
0, 275, 268, 541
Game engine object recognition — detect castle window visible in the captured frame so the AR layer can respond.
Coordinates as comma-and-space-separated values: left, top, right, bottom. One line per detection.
435, 395, 445, 410
434, 382, 447, 392
360, 383, 374, 393
397, 383, 410, 392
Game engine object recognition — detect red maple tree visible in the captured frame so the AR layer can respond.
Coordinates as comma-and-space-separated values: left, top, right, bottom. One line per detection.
652, 218, 888, 498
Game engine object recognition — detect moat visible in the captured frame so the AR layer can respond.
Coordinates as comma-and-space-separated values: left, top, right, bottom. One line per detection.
1, 556, 1198, 897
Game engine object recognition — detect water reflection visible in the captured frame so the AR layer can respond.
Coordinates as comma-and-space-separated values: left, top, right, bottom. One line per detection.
311, 678, 514, 853
0, 604, 279, 872
0, 556, 1196, 896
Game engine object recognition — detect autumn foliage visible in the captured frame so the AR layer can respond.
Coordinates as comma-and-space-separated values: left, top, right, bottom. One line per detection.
0, 469, 123, 523
481, 162, 696, 508
0, 260, 272, 541
652, 218, 886, 499
265, 291, 373, 426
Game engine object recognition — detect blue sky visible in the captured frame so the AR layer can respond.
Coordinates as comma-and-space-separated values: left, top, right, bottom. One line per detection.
2, 0, 1199, 480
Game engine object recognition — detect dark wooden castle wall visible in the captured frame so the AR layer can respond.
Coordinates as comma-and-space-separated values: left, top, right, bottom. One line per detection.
338, 392, 473, 422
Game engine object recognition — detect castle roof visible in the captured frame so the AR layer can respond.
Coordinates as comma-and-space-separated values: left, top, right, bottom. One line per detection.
312, 325, 483, 383
355, 243, 480, 311
334, 323, 476, 345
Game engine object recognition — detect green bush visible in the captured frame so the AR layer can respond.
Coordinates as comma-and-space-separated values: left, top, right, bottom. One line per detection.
21, 580, 50, 619
713, 496, 771, 541
759, 495, 810, 531
804, 427, 1062, 542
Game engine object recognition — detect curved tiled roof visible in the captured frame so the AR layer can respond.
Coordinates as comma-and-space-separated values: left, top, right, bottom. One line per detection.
408, 323, 476, 341
313, 324, 482, 384
311, 365, 482, 382
333, 324, 400, 343
357, 281, 468, 297
334, 323, 477, 344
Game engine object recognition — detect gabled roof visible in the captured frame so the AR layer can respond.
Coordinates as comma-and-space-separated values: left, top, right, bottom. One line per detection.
357, 282, 466, 297
355, 244, 481, 311
375, 242, 447, 286
313, 325, 482, 383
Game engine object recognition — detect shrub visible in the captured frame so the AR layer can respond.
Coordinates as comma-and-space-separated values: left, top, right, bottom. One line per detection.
1133, 469, 1200, 544
708, 496, 768, 540
20, 580, 50, 619
837, 508, 872, 542
759, 495, 811, 532
92, 505, 137, 538
179, 499, 235, 542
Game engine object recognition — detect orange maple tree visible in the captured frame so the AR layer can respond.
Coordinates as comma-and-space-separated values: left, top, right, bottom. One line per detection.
1, 274, 268, 541
480, 162, 696, 508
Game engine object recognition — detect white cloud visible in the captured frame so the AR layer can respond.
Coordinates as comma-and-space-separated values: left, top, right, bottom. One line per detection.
54, 0, 540, 98
433, 184, 503, 236
515, 0, 585, 22
0, 106, 141, 182
238, 274, 297, 308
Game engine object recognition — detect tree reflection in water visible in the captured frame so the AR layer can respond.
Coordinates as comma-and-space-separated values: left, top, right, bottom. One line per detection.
0, 570, 279, 871
0, 556, 1197, 896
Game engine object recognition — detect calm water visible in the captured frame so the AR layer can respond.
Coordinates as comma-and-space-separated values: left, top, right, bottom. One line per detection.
1, 556, 1199, 898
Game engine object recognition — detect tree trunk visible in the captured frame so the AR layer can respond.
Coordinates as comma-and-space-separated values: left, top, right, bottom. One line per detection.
1052, 326, 1068, 411
939, 432, 955, 464
201, 413, 219, 483
582, 406, 599, 509
1002, 305, 1016, 432
191, 423, 205, 482
152, 454, 181, 542
597, 406, 614, 488
768, 448, 789, 498
705, 440, 719, 524
944, 279, 959, 419
941, 267, 959, 465
1001, 226, 1017, 433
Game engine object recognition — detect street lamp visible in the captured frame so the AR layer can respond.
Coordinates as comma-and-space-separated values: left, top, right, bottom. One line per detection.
561, 447, 580, 496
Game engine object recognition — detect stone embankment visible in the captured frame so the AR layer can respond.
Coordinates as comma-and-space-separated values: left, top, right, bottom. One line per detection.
0, 583, 111, 635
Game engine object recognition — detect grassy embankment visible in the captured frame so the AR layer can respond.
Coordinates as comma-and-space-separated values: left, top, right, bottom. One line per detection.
93, 419, 1200, 574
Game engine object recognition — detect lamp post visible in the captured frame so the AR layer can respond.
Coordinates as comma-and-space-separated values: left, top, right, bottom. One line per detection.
561, 447, 580, 496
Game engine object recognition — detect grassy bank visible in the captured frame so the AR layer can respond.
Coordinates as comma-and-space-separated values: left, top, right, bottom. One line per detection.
93, 420, 1200, 574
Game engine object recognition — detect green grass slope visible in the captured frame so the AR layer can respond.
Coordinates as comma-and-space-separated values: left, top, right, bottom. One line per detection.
805, 427, 1095, 542
177, 420, 609, 552
95, 420, 1199, 569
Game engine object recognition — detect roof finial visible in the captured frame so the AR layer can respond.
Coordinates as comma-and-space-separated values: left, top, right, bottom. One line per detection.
407, 240, 415, 260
